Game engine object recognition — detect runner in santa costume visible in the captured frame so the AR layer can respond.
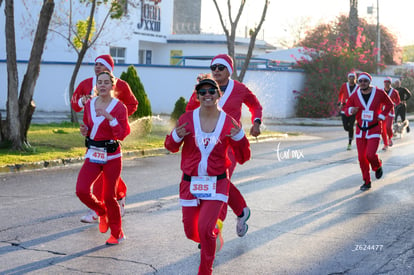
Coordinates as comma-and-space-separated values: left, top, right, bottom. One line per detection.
186, 54, 262, 237
338, 72, 358, 150
165, 78, 251, 275
344, 72, 393, 191
71, 54, 138, 223
381, 77, 401, 150
76, 71, 130, 245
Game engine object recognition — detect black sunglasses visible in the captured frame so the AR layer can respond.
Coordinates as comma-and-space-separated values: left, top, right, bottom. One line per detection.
358, 79, 369, 83
198, 88, 217, 96
210, 64, 226, 71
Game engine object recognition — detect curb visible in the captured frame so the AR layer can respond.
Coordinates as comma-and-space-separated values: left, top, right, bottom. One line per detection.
0, 134, 284, 175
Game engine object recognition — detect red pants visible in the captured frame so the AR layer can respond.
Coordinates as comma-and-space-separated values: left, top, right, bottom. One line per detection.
356, 137, 382, 184
93, 175, 127, 201
218, 149, 247, 221
76, 158, 123, 238
381, 116, 394, 146
182, 200, 224, 275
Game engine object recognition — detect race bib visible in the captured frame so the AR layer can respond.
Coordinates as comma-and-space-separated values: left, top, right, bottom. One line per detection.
190, 176, 217, 198
362, 110, 374, 121
89, 146, 107, 164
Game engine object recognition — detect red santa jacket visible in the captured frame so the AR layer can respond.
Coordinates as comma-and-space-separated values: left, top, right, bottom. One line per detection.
72, 77, 138, 116
164, 109, 251, 206
345, 87, 393, 139
384, 88, 401, 117
186, 79, 262, 123
83, 97, 130, 160
338, 82, 358, 113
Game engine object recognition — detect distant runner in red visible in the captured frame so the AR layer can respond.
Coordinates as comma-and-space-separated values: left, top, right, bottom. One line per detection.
381, 77, 400, 150
186, 54, 262, 237
345, 72, 393, 191
338, 72, 358, 150
71, 54, 138, 223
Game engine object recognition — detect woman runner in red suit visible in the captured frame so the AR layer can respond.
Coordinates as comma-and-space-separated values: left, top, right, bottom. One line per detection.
72, 54, 138, 223
76, 71, 130, 245
165, 78, 251, 275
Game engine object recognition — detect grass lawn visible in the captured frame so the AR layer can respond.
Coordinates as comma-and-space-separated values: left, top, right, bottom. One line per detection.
0, 120, 171, 166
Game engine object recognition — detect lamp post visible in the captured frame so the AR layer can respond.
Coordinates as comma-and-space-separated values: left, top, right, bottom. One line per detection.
368, 0, 381, 73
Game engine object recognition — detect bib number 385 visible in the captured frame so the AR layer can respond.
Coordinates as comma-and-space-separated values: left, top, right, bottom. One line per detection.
190, 176, 217, 198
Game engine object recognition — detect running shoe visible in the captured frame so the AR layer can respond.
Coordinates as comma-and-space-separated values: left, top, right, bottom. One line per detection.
236, 207, 251, 237
347, 144, 352, 151
360, 181, 371, 191
99, 215, 109, 233
389, 139, 393, 147
375, 167, 383, 179
106, 230, 125, 245
80, 209, 98, 223
215, 219, 224, 252
382, 145, 388, 151
118, 197, 126, 217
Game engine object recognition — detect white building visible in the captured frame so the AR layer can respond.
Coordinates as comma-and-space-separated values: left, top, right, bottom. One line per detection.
0, 0, 306, 119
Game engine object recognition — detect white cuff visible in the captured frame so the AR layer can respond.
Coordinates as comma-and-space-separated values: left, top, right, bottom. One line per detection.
231, 128, 245, 141
172, 129, 184, 143
78, 98, 84, 108
378, 114, 385, 121
109, 118, 119, 126
348, 107, 354, 116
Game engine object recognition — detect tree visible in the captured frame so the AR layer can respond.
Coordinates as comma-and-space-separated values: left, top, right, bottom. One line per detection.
293, 19, 385, 117
212, 0, 269, 82
120, 66, 152, 119
1, 0, 55, 150
170, 97, 187, 122
120, 65, 152, 134
402, 45, 414, 63
297, 15, 401, 66
48, 0, 128, 123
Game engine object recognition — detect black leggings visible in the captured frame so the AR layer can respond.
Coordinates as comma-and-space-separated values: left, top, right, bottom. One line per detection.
341, 113, 355, 141
395, 103, 407, 122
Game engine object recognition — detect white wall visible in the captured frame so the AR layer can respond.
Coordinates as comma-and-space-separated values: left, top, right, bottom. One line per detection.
0, 62, 303, 119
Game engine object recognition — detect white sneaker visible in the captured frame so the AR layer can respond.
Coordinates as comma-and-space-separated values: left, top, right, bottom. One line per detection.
236, 207, 251, 237
118, 197, 126, 217
80, 209, 98, 223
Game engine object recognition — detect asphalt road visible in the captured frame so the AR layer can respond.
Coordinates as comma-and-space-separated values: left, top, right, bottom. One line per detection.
0, 124, 413, 274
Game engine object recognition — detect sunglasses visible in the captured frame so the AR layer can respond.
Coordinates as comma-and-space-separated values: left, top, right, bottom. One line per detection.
358, 79, 369, 83
198, 88, 217, 96
210, 64, 226, 71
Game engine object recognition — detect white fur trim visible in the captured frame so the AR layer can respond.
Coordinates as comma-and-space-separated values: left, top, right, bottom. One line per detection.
95, 58, 113, 72
231, 128, 245, 141
172, 129, 184, 143
211, 58, 233, 75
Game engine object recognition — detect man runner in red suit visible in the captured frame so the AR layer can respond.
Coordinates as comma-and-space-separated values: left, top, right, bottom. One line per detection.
345, 72, 393, 191
338, 72, 358, 150
381, 77, 400, 150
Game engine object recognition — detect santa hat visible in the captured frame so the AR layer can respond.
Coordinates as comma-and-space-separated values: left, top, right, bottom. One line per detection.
211, 54, 234, 75
95, 54, 114, 72
358, 72, 372, 82
384, 76, 392, 83
347, 72, 356, 78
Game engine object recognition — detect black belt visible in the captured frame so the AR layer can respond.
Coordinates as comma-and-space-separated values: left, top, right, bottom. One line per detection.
357, 122, 378, 131
183, 172, 227, 182
85, 137, 119, 153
